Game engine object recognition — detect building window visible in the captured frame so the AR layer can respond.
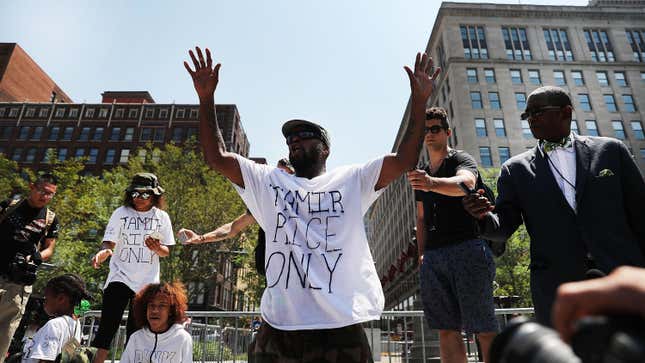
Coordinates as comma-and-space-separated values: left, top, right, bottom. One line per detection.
466, 68, 478, 83
623, 95, 637, 112
176, 108, 185, 118
579, 94, 592, 111
124, 127, 134, 141
642, 72, 645, 82
585, 120, 599, 136
528, 70, 541, 85
510, 69, 522, 84
596, 71, 609, 86
57, 148, 68, 161
436, 40, 447, 72
479, 147, 492, 167
470, 92, 482, 109
145, 109, 154, 118
631, 121, 644, 139
461, 25, 488, 59
612, 121, 625, 139
498, 147, 511, 164
544, 28, 574, 61
11, 148, 23, 161
515, 93, 527, 110
18, 126, 30, 140
104, 149, 116, 164
521, 120, 532, 139
62, 127, 74, 141
187, 127, 197, 139
42, 148, 55, 163
141, 127, 153, 141
119, 149, 130, 163
75, 148, 86, 159
138, 149, 147, 162
494, 118, 506, 137
0, 126, 12, 139
625, 29, 645, 62
572, 71, 584, 86
189, 109, 198, 119
110, 127, 121, 141
24, 148, 37, 163
78, 127, 91, 141
55, 108, 65, 118
9, 108, 19, 117
571, 120, 579, 134
115, 108, 124, 119
69, 108, 78, 118
39, 108, 49, 118
85, 108, 95, 118
172, 127, 184, 142
0, 108, 4, 117
88, 148, 99, 164
614, 72, 627, 87
502, 27, 531, 60
47, 126, 59, 141
31, 126, 43, 141
159, 109, 168, 118
554, 70, 566, 86
475, 118, 487, 137
153, 128, 165, 142
25, 108, 35, 117
484, 68, 495, 83
93, 127, 104, 141
605, 94, 618, 112
99, 108, 109, 118
128, 109, 138, 118
584, 29, 614, 62
641, 149, 645, 160
488, 92, 501, 110
152, 149, 161, 163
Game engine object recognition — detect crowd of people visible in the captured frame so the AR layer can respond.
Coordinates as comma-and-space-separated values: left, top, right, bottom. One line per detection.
0, 45, 644, 363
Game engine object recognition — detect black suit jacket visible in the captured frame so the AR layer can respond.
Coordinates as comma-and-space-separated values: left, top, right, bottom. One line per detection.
482, 134, 645, 325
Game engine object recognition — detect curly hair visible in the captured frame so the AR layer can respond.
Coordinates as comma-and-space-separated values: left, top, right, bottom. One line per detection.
45, 274, 92, 307
133, 281, 188, 329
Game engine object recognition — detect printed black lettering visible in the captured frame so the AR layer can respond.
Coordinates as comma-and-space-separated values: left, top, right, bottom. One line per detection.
330, 191, 344, 213
322, 253, 343, 294
266, 252, 286, 288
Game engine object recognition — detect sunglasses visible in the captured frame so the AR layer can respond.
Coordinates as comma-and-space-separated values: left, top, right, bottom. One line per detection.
286, 130, 321, 145
521, 106, 564, 120
131, 191, 152, 200
424, 125, 446, 134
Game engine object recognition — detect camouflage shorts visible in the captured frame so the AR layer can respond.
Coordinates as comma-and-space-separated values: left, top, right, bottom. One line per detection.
248, 323, 374, 363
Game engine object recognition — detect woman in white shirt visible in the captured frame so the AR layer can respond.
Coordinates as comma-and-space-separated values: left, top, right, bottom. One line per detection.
90, 173, 176, 363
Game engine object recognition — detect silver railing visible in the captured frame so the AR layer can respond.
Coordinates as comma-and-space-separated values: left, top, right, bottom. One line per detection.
80, 308, 534, 363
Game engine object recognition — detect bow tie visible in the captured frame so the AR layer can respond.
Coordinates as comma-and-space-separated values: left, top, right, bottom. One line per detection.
542, 136, 572, 153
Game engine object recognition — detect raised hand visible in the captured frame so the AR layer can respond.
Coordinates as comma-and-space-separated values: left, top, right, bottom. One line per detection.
184, 46, 221, 100
407, 169, 436, 192
177, 228, 200, 245
404, 52, 441, 104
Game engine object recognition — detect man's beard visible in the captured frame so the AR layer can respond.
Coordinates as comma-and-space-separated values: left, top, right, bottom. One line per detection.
290, 143, 325, 171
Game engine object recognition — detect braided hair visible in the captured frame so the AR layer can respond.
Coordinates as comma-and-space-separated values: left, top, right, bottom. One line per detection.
45, 273, 92, 307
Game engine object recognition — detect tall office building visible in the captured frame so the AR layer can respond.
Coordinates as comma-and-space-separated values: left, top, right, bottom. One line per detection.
367, 0, 645, 311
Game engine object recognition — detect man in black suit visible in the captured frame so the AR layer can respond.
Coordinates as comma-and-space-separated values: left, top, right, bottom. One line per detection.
463, 85, 645, 325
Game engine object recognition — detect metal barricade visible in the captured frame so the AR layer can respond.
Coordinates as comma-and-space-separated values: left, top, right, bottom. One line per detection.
80, 308, 534, 362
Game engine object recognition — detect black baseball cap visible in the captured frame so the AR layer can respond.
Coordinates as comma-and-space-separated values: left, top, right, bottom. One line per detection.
281, 119, 331, 148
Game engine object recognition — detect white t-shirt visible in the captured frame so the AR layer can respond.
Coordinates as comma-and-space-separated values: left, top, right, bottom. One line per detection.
233, 154, 385, 330
102, 206, 175, 293
120, 324, 192, 363
22, 316, 81, 363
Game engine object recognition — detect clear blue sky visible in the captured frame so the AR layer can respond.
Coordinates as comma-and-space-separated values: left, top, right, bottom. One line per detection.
1, 0, 587, 169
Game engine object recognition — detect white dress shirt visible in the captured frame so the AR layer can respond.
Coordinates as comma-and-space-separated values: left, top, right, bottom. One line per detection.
541, 134, 577, 211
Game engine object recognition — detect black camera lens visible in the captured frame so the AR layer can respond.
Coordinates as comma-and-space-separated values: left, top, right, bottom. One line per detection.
490, 317, 581, 363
